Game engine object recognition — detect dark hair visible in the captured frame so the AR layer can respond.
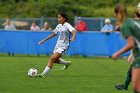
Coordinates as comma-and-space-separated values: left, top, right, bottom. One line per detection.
135, 9, 140, 18
114, 4, 127, 26
59, 12, 68, 22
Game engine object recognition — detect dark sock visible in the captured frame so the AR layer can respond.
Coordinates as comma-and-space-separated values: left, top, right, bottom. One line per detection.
124, 65, 132, 89
124, 79, 131, 89
134, 90, 140, 93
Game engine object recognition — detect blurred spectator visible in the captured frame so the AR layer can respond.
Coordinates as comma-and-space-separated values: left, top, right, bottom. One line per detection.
30, 21, 40, 31
3, 19, 16, 56
3, 19, 16, 30
41, 22, 52, 31
75, 17, 88, 32
101, 18, 113, 32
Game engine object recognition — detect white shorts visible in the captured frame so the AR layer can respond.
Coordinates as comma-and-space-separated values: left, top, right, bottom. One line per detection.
53, 47, 68, 55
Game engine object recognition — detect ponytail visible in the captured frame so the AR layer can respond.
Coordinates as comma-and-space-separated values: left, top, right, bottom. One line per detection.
114, 4, 127, 26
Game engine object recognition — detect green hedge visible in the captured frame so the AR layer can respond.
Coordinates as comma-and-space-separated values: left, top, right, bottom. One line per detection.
0, 0, 139, 18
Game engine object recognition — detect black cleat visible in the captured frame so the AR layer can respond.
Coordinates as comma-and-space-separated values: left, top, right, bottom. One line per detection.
114, 84, 127, 90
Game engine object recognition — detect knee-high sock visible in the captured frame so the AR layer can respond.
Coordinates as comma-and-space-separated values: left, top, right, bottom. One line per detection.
124, 65, 132, 89
59, 58, 68, 65
41, 66, 51, 76
134, 90, 140, 93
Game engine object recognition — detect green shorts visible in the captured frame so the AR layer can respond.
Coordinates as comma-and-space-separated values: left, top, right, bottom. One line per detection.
133, 56, 140, 68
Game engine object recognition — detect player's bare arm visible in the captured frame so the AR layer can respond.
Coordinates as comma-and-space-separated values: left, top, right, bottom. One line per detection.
38, 33, 56, 44
71, 30, 76, 42
112, 36, 135, 59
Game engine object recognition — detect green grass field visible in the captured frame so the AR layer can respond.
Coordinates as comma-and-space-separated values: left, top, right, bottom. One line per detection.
0, 55, 133, 93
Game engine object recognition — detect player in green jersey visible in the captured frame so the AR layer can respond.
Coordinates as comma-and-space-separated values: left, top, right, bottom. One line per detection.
112, 4, 140, 93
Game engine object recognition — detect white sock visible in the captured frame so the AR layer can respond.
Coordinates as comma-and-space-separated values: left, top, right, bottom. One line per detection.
41, 66, 51, 76
59, 58, 68, 65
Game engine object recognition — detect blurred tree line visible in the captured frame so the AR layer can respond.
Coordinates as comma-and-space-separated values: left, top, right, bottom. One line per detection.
0, 0, 139, 18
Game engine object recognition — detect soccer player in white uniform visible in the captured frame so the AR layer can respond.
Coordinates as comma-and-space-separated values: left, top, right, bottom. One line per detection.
38, 12, 76, 77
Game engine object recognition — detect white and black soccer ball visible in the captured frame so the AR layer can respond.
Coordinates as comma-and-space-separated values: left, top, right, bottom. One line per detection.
28, 68, 38, 77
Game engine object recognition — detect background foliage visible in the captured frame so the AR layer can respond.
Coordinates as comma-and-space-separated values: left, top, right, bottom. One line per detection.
0, 0, 139, 18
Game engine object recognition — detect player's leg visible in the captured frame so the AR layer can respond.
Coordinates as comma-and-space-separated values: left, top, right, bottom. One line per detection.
57, 58, 69, 65
47, 52, 62, 68
115, 59, 132, 90
132, 57, 140, 93
123, 65, 132, 89
115, 65, 132, 90
58, 58, 71, 69
132, 67, 140, 93
53, 47, 71, 69
54, 58, 71, 69
39, 52, 61, 77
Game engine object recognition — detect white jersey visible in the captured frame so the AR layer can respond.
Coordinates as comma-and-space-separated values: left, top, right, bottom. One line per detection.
53, 22, 75, 54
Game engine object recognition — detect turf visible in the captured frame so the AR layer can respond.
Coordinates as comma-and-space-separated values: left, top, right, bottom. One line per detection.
0, 56, 133, 93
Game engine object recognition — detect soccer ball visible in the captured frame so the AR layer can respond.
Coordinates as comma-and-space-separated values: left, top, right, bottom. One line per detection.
28, 68, 38, 77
